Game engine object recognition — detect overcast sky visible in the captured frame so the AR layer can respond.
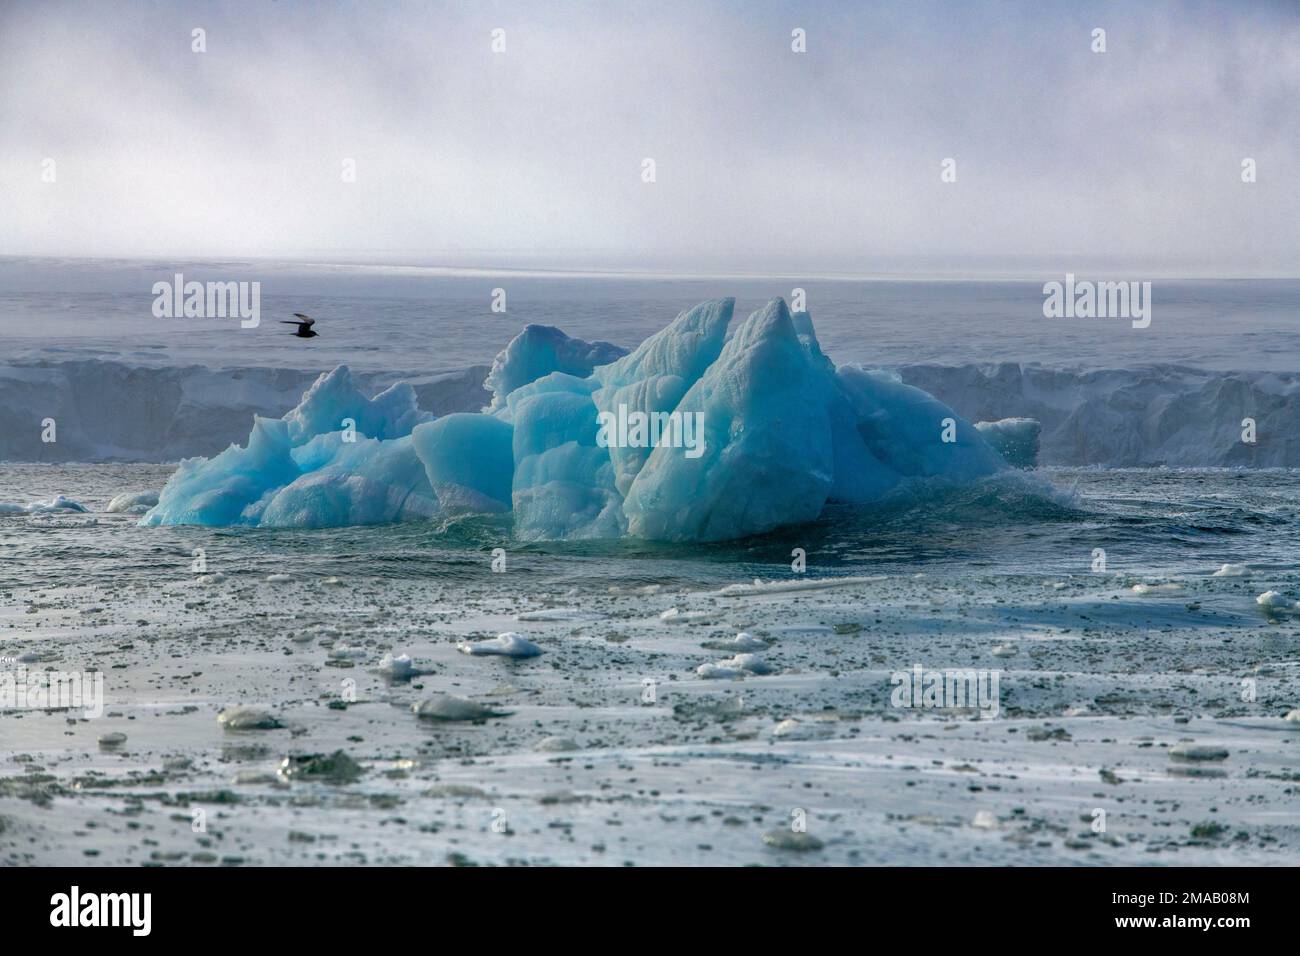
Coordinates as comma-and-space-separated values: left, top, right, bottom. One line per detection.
2, 0, 1297, 275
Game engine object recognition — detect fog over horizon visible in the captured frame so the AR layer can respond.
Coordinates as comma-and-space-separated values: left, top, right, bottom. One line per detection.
2, 0, 1298, 276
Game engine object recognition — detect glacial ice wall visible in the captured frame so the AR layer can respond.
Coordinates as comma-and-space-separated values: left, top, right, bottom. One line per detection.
6, 359, 1298, 468
142, 299, 1016, 541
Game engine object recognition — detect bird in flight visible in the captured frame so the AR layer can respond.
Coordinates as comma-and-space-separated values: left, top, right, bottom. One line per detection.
281, 313, 319, 338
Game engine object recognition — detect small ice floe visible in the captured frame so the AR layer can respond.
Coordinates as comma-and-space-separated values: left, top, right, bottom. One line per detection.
278, 751, 364, 784
0, 495, 88, 515
1256, 590, 1299, 611
457, 632, 544, 658
1283, 709, 1300, 724
1212, 563, 1248, 577
194, 571, 226, 585
701, 632, 768, 652
1169, 742, 1229, 761
327, 646, 368, 661
761, 829, 824, 852
771, 716, 839, 740
516, 608, 597, 622
320, 576, 346, 587
659, 607, 715, 623
374, 653, 415, 680
535, 736, 580, 753
715, 575, 885, 598
217, 707, 283, 731
1132, 582, 1182, 595
697, 653, 773, 679
105, 491, 159, 514
97, 732, 127, 749
266, 573, 294, 584
411, 694, 511, 721
1062, 705, 1090, 717
991, 643, 1018, 658
971, 810, 999, 830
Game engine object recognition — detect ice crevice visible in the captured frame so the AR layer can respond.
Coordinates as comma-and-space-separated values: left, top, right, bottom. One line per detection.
142, 298, 1035, 542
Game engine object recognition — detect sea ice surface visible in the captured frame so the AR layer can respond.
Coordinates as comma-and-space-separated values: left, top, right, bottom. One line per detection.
142, 299, 1031, 542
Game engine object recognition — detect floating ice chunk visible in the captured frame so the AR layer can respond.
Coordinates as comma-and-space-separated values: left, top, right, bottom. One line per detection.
484, 324, 627, 413
1132, 582, 1182, 594
1256, 590, 1298, 610
991, 643, 1018, 658
702, 632, 768, 651
535, 736, 580, 753
697, 653, 772, 679
1169, 743, 1229, 761
974, 418, 1041, 469
659, 607, 716, 623
1283, 709, 1300, 724
771, 716, 839, 739
411, 694, 511, 720
0, 495, 89, 515
267, 573, 293, 584
106, 491, 159, 514
761, 830, 824, 851
217, 707, 282, 730
1212, 563, 1248, 577
714, 575, 886, 597
516, 608, 599, 622
375, 654, 415, 679
457, 633, 544, 658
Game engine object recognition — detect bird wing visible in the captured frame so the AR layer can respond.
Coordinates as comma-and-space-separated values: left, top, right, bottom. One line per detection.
292, 313, 316, 327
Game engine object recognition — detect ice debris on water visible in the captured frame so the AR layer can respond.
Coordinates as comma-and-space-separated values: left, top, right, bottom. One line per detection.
1256, 590, 1298, 611
701, 632, 768, 652
374, 653, 415, 679
535, 736, 580, 753
0, 495, 88, 515
698, 653, 773, 679
761, 829, 824, 851
217, 707, 282, 730
456, 633, 544, 658
411, 694, 511, 721
1169, 743, 1229, 761
139, 298, 1028, 542
277, 751, 364, 784
105, 491, 159, 514
1212, 563, 1248, 577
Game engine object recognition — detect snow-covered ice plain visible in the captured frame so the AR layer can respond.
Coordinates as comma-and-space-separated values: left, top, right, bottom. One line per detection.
2, 261, 1298, 866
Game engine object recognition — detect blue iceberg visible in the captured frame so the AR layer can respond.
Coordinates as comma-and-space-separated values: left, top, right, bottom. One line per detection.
143, 299, 1027, 541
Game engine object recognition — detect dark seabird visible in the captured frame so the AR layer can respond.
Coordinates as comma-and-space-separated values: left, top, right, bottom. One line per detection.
281, 313, 319, 338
